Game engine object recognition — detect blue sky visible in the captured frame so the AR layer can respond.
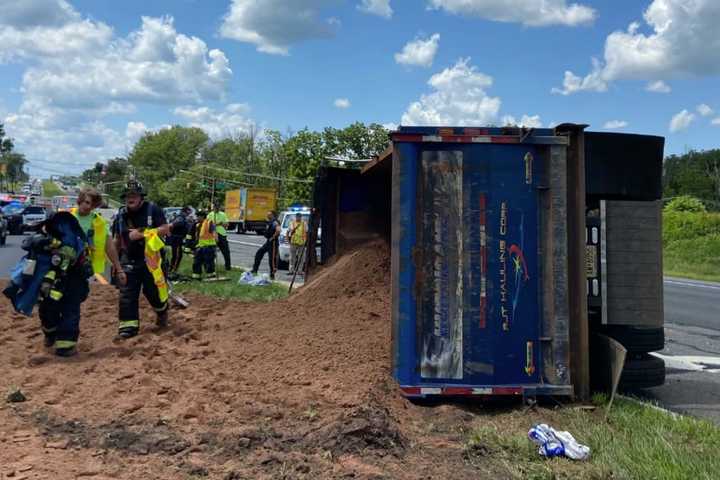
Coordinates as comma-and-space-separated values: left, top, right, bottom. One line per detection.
1, 0, 719, 177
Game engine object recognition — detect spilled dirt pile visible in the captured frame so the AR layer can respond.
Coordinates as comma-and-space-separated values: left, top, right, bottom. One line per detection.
1, 240, 507, 479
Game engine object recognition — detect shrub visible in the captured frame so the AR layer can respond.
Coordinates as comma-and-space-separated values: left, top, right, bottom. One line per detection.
665, 195, 707, 213
663, 211, 720, 244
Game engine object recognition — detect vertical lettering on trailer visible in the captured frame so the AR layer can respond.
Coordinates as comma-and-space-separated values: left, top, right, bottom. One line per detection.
499, 201, 510, 331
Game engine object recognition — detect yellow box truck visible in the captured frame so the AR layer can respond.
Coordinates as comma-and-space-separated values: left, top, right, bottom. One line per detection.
225, 187, 278, 234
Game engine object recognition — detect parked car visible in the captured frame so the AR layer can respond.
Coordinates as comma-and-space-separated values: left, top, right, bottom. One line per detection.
2, 203, 25, 235
0, 212, 8, 246
21, 205, 49, 232
3, 205, 48, 234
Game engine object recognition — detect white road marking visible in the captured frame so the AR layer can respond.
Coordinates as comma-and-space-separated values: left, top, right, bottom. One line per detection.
652, 353, 720, 373
663, 279, 720, 291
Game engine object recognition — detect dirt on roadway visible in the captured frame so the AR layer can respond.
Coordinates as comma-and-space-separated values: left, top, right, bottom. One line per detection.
1, 241, 538, 479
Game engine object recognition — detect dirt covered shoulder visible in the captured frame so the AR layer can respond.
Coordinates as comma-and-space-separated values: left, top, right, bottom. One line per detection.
2, 241, 544, 479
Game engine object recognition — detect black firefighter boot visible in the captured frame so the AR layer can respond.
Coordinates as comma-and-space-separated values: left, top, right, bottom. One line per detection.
156, 307, 169, 328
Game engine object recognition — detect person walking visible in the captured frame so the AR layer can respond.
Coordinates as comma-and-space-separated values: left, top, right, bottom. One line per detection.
70, 187, 125, 285
287, 212, 307, 275
168, 206, 192, 278
208, 203, 231, 271
112, 179, 171, 338
192, 210, 218, 280
32, 213, 93, 357
250, 210, 280, 280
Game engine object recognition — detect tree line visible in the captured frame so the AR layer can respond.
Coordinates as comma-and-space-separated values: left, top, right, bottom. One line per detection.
664, 149, 720, 211
0, 123, 29, 193
81, 122, 390, 209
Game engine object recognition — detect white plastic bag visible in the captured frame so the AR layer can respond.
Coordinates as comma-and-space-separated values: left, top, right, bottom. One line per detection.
238, 271, 271, 286
528, 423, 590, 460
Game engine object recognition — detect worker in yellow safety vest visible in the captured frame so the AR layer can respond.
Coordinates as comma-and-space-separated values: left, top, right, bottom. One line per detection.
71, 188, 125, 284
287, 212, 307, 275
192, 210, 218, 280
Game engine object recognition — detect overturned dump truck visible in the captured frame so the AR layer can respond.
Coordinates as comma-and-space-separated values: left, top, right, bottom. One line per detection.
314, 125, 665, 399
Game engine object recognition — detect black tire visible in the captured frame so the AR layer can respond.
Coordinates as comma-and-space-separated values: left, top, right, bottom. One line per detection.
602, 326, 665, 353
619, 354, 665, 391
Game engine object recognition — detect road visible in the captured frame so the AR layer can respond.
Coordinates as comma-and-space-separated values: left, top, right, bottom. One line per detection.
0, 232, 300, 283
641, 277, 720, 424
0, 238, 717, 420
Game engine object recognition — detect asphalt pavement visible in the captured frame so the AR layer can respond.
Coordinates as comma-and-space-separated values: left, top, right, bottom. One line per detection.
640, 277, 720, 424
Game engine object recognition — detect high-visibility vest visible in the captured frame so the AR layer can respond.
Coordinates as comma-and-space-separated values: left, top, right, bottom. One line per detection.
71, 208, 108, 275
197, 219, 216, 247
143, 228, 168, 303
290, 220, 307, 245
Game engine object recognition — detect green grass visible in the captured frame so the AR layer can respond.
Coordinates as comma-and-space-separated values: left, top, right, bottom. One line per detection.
663, 211, 720, 283
41, 180, 65, 197
464, 395, 720, 480
170, 254, 287, 302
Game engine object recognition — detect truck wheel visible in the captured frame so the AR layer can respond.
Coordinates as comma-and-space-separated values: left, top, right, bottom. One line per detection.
619, 354, 665, 391
602, 326, 665, 353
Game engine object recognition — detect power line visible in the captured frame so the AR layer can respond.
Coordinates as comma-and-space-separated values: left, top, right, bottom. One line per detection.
201, 164, 313, 184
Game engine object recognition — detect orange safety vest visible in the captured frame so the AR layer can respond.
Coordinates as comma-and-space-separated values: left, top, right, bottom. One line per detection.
197, 219, 216, 247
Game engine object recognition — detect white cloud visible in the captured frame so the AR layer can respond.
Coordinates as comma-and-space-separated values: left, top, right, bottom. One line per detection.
712, 118, 720, 126
219, 0, 337, 55
401, 58, 501, 126
427, 0, 596, 27
555, 0, 720, 94
19, 16, 232, 111
646, 80, 671, 93
502, 114, 542, 128
125, 121, 148, 143
395, 33, 440, 68
697, 104, 714, 117
174, 104, 255, 139
603, 120, 628, 129
552, 59, 607, 95
334, 98, 351, 109
1, 2, 236, 175
0, 0, 79, 28
669, 110, 695, 133
358, 0, 393, 19
382, 122, 398, 131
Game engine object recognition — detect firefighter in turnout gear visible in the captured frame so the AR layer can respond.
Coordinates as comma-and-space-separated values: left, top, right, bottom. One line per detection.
192, 210, 218, 280
3, 212, 94, 357
112, 179, 172, 338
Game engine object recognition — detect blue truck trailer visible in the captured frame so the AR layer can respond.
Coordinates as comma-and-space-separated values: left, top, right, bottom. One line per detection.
314, 125, 665, 400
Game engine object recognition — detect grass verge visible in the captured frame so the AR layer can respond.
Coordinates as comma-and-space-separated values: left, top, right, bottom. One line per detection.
664, 234, 720, 283
41, 180, 64, 197
170, 255, 287, 302
464, 394, 720, 480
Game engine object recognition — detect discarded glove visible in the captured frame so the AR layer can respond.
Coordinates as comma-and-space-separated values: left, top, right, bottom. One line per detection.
238, 271, 271, 286
528, 423, 590, 460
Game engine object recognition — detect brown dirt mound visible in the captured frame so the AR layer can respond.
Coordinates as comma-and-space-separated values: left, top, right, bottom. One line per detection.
0, 240, 515, 479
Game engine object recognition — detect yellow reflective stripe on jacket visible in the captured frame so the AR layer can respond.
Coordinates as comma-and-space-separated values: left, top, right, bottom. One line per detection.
71, 208, 108, 274
198, 219, 216, 247
143, 228, 168, 304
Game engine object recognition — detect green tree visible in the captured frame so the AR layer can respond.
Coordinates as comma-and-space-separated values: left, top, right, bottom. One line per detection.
664, 149, 720, 210
1, 152, 28, 192
128, 126, 209, 206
